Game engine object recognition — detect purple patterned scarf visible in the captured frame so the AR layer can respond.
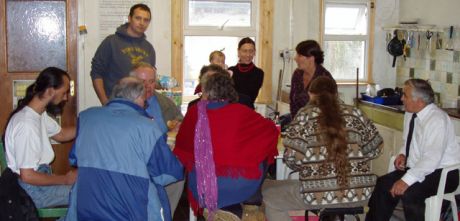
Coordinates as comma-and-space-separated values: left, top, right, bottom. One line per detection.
194, 100, 218, 219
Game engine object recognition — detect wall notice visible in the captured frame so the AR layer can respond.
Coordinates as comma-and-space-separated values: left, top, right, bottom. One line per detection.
12, 80, 34, 109
98, 0, 148, 41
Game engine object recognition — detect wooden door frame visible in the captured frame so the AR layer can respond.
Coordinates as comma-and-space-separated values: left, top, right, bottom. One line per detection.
0, 0, 78, 174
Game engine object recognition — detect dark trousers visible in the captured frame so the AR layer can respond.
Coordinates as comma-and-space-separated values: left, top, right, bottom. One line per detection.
365, 168, 459, 221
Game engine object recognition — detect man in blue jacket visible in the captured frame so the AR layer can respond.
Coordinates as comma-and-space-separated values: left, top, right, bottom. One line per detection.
130, 62, 183, 134
65, 77, 183, 221
130, 62, 184, 217
91, 3, 156, 105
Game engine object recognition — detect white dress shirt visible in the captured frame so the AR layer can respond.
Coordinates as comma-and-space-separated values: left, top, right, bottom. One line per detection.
399, 103, 460, 185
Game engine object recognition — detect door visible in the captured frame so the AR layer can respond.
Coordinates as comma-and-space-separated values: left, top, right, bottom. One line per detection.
0, 0, 78, 174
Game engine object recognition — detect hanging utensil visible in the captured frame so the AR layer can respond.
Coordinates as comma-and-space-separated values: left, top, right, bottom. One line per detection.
410, 32, 415, 48
417, 32, 421, 50
426, 31, 433, 50
387, 30, 405, 67
436, 32, 442, 49
446, 26, 454, 50
386, 32, 392, 44
403, 31, 410, 59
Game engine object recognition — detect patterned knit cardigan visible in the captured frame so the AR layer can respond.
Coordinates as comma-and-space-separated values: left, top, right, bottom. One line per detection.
283, 103, 383, 209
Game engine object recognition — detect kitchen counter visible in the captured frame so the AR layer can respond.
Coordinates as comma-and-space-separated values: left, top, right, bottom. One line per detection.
444, 108, 460, 119
358, 100, 404, 131
359, 100, 405, 113
359, 100, 460, 122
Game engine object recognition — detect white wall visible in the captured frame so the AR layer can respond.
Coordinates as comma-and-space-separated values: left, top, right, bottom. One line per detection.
372, 0, 399, 88
271, 0, 322, 105
77, 0, 171, 111
399, 0, 460, 27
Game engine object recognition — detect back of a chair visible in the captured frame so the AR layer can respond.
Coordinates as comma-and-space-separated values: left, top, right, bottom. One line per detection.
424, 136, 460, 221
0, 142, 6, 173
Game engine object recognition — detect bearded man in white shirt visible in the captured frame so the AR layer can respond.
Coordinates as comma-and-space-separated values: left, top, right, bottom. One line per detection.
366, 79, 460, 221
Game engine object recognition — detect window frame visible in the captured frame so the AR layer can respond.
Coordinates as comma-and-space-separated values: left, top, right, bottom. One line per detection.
184, 0, 257, 35
321, 0, 374, 83
171, 0, 273, 105
182, 0, 258, 102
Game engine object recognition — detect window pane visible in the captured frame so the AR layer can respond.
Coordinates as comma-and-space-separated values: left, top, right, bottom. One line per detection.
323, 41, 365, 80
325, 3, 367, 35
7, 0, 67, 72
188, 0, 251, 27
183, 36, 241, 96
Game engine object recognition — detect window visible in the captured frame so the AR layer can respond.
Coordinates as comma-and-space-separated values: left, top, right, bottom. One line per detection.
182, 0, 257, 100
322, 1, 371, 81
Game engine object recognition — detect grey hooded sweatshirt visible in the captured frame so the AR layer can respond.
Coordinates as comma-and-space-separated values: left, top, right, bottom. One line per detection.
91, 23, 156, 96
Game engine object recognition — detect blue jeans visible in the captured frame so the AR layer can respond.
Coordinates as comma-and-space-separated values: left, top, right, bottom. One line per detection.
18, 164, 72, 209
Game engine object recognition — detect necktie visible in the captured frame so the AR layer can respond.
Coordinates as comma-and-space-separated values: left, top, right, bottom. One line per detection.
405, 113, 417, 169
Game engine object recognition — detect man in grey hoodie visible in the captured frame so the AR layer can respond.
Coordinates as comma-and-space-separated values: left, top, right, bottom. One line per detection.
91, 3, 156, 105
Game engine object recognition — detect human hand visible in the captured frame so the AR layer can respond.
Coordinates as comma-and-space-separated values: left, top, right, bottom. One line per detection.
390, 179, 409, 197
65, 169, 78, 185
394, 154, 406, 171
167, 120, 181, 132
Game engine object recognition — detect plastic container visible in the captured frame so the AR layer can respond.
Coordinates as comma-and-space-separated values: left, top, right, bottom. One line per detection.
361, 93, 402, 105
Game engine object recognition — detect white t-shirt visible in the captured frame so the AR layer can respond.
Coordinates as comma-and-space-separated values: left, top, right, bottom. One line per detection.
5, 106, 61, 174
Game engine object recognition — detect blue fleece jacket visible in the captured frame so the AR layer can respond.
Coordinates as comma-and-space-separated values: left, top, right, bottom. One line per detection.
65, 99, 183, 221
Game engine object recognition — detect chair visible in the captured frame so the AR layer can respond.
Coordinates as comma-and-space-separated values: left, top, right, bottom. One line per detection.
424, 136, 460, 221
0, 142, 68, 219
305, 207, 364, 221
424, 163, 460, 221
278, 158, 365, 221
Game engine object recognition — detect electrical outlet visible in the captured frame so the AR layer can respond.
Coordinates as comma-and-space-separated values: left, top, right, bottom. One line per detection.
279, 50, 285, 58
279, 49, 294, 59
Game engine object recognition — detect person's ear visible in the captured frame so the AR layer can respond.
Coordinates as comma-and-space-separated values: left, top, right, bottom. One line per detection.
134, 96, 145, 108
45, 88, 55, 98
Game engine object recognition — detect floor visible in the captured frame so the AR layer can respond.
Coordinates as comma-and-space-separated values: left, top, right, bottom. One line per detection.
173, 189, 191, 221
173, 165, 278, 221
173, 189, 205, 221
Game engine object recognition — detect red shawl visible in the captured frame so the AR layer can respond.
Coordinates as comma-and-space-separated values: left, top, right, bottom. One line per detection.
173, 103, 279, 179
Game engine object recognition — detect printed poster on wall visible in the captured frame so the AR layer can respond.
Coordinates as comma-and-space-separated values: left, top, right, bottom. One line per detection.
12, 80, 34, 110
98, 0, 149, 41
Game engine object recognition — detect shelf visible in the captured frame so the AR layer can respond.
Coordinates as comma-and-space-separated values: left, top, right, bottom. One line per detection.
383, 25, 445, 33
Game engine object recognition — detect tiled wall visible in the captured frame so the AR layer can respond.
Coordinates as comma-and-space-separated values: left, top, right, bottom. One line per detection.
396, 45, 460, 107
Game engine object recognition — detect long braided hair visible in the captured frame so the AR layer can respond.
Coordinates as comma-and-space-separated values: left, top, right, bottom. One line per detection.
308, 76, 349, 188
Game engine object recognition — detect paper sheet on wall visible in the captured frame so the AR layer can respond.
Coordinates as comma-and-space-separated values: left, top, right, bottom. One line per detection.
12, 80, 34, 110
98, 0, 148, 41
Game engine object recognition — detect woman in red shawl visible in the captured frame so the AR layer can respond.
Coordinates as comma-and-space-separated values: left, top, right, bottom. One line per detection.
174, 66, 279, 220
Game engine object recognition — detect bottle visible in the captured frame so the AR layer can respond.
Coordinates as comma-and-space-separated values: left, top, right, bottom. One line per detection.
273, 112, 281, 133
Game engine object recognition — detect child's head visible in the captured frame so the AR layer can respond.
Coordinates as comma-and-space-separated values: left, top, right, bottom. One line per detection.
209, 50, 226, 69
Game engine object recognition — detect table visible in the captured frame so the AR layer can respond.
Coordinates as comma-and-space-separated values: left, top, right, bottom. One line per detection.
276, 137, 295, 180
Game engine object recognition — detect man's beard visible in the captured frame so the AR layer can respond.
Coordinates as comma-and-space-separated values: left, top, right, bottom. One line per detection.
46, 102, 65, 116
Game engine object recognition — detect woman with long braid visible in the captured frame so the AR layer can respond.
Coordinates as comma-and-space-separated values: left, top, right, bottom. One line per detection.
263, 76, 383, 220
4, 67, 76, 209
